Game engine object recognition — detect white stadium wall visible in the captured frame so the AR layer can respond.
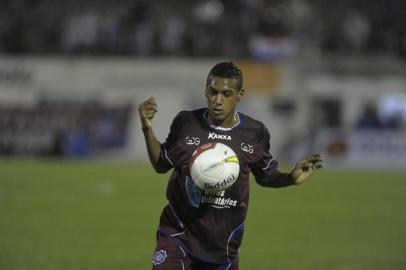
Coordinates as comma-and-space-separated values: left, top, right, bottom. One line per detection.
0, 56, 405, 168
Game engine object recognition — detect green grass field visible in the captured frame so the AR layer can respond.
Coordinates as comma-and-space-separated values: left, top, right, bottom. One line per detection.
1, 160, 405, 270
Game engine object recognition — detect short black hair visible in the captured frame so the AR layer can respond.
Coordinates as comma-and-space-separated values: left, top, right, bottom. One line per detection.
206, 61, 243, 91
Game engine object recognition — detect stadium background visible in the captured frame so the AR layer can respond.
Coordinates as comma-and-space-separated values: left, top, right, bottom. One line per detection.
1, 0, 405, 269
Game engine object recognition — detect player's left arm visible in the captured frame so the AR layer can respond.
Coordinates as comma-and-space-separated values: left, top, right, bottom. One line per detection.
252, 124, 323, 187
253, 154, 324, 187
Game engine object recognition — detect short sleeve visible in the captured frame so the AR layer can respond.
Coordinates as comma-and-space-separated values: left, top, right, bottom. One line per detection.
156, 112, 183, 173
250, 125, 279, 180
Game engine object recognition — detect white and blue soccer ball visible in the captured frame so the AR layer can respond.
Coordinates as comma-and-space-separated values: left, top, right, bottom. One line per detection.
189, 142, 240, 191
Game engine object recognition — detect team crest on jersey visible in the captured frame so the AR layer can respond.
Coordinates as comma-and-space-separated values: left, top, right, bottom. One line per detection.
241, 142, 254, 153
208, 132, 231, 140
186, 136, 200, 145
153, 250, 167, 265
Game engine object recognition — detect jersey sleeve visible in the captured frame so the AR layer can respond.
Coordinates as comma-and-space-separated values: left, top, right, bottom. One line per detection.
250, 124, 279, 181
155, 112, 183, 173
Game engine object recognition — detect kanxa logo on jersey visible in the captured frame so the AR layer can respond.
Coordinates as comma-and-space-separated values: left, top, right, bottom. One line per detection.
208, 132, 231, 140
204, 174, 237, 190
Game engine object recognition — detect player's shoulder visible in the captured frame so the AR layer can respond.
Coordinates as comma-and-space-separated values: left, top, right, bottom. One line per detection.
238, 112, 270, 139
239, 112, 267, 131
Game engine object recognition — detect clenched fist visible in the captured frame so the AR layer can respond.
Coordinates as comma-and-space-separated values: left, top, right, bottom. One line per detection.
138, 96, 158, 131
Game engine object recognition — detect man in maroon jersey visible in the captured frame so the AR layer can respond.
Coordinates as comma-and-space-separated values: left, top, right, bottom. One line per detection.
138, 62, 323, 270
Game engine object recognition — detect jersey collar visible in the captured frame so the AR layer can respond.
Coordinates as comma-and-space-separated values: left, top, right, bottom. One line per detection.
203, 109, 242, 131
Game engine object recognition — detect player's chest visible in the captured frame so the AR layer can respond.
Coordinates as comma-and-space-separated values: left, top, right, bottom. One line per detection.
179, 128, 257, 162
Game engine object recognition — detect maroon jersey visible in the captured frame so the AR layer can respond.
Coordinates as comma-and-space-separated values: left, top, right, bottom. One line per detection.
155, 108, 282, 264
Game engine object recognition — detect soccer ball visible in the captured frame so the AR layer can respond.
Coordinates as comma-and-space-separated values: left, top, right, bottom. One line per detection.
189, 142, 240, 191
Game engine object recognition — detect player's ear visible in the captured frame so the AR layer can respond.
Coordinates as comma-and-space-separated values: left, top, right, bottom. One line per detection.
237, 89, 245, 102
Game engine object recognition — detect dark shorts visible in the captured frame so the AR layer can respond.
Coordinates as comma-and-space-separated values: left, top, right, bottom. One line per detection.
152, 232, 239, 270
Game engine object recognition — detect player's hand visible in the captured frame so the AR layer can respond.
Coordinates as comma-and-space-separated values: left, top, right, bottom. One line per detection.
291, 154, 324, 185
138, 96, 157, 131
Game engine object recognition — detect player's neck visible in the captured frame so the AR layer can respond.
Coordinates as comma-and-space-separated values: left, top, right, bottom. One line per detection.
208, 111, 239, 129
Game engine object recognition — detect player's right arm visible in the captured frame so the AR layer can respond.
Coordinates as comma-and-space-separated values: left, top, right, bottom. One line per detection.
138, 96, 164, 172
138, 96, 179, 174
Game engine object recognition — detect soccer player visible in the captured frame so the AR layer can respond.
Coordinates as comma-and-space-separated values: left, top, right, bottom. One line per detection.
138, 62, 323, 270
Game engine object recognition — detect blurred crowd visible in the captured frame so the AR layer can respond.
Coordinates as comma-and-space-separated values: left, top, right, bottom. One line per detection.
0, 102, 131, 156
0, 0, 405, 59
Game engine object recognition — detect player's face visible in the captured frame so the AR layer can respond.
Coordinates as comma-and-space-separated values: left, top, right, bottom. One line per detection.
205, 76, 244, 127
